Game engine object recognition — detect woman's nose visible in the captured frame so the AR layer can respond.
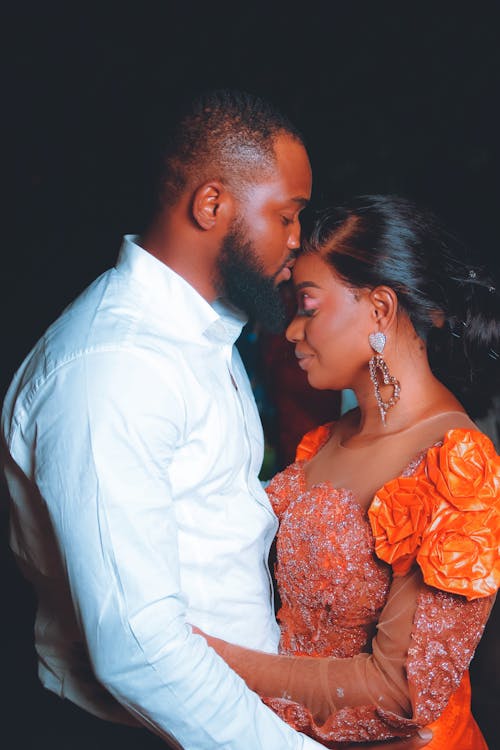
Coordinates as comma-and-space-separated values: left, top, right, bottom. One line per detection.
286, 316, 304, 343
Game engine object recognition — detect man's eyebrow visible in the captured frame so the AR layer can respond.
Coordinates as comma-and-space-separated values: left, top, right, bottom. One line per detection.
292, 197, 309, 207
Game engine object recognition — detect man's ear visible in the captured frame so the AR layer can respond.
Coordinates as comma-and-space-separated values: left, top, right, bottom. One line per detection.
191, 181, 234, 230
368, 286, 398, 331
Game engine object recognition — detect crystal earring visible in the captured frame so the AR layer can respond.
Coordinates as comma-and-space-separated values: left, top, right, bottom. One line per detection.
368, 332, 401, 425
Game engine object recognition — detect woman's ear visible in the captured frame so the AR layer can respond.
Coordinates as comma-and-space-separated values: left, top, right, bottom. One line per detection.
191, 181, 234, 231
368, 286, 398, 331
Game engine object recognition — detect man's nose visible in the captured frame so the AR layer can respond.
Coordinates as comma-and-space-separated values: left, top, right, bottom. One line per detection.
287, 223, 301, 250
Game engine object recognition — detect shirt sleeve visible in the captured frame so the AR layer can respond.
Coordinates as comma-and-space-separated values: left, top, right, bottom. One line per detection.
22, 348, 323, 750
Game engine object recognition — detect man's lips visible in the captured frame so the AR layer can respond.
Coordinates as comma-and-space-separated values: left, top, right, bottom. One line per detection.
274, 253, 297, 286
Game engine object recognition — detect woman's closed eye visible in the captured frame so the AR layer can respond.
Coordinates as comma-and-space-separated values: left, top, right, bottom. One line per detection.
297, 293, 318, 317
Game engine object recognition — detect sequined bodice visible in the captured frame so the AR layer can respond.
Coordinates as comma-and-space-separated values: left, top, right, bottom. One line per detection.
268, 460, 391, 657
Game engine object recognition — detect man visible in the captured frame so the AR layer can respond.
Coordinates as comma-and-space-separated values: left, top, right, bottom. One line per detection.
2, 90, 431, 749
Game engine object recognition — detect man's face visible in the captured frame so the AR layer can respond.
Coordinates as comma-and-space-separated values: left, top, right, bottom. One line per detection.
216, 135, 312, 332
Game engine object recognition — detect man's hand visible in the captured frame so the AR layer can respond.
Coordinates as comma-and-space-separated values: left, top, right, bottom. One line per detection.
348, 728, 433, 749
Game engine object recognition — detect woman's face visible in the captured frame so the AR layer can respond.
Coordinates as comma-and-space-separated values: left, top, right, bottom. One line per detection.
286, 252, 373, 391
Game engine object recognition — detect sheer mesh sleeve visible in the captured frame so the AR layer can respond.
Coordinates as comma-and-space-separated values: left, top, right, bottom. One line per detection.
202, 568, 495, 743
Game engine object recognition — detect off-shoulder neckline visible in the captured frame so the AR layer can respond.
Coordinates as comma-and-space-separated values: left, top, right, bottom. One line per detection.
295, 420, 485, 504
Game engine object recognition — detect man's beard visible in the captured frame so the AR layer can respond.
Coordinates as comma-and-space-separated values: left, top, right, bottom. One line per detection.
216, 227, 288, 333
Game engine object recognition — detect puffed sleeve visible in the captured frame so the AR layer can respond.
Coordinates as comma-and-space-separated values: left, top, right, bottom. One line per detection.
369, 428, 500, 599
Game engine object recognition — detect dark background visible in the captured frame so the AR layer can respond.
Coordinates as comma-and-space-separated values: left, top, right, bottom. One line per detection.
2, 1, 499, 747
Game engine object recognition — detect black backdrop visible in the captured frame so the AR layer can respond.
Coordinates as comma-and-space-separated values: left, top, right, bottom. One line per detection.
4, 2, 499, 395
2, 2, 499, 747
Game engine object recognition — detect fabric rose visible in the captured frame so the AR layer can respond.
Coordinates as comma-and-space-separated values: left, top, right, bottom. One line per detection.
425, 429, 500, 512
369, 475, 436, 576
370, 428, 500, 598
417, 504, 500, 599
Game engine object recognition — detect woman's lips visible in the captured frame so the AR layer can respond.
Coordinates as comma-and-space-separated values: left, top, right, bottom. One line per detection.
295, 351, 314, 369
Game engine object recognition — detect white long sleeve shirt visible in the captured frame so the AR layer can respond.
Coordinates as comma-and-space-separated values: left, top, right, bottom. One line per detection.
1, 236, 322, 749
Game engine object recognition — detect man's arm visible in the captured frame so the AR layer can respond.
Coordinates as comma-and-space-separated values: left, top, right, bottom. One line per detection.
23, 349, 324, 750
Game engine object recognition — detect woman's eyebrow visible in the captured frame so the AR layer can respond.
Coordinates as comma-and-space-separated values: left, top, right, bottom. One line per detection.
294, 281, 321, 291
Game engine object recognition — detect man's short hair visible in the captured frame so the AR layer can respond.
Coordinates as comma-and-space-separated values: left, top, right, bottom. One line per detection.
156, 89, 304, 207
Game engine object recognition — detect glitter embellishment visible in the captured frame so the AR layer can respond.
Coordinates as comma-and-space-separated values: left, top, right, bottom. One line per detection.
275, 480, 391, 658
407, 588, 494, 724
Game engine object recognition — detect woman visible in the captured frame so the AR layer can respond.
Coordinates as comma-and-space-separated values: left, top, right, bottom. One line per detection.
194, 195, 500, 748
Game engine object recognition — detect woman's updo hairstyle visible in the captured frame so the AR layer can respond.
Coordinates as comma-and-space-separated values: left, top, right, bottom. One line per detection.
304, 194, 499, 418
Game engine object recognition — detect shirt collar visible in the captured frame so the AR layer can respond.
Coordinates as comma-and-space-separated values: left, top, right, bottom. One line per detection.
116, 235, 247, 346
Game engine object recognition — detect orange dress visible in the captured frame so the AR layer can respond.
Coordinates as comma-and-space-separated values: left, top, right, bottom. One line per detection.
214, 424, 499, 749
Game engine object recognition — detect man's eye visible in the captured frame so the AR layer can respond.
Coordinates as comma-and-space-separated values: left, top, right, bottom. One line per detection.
281, 216, 294, 226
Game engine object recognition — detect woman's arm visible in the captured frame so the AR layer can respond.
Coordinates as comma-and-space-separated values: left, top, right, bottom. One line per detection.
193, 566, 494, 729
194, 569, 420, 720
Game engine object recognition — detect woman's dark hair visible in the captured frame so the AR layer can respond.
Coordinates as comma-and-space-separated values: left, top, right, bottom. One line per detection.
305, 194, 500, 418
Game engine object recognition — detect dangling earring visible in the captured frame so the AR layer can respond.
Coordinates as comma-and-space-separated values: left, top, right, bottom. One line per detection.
368, 332, 401, 425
